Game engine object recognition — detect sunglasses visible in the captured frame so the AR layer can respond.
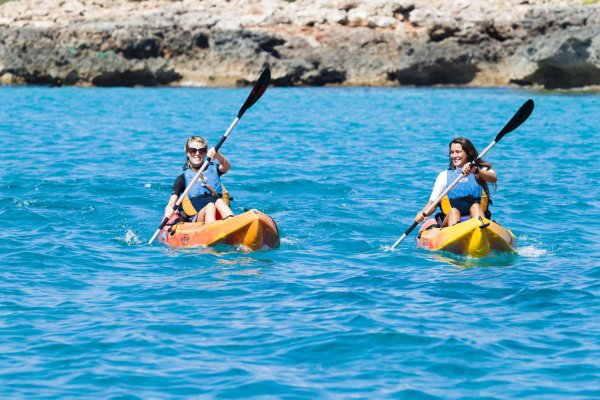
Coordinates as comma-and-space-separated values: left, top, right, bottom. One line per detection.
188, 147, 207, 155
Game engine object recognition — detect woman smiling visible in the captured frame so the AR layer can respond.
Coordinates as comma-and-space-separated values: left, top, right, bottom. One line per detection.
164, 135, 234, 223
416, 137, 496, 227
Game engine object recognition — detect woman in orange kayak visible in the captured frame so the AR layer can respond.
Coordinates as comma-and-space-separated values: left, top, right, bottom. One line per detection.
164, 136, 234, 223
415, 137, 496, 227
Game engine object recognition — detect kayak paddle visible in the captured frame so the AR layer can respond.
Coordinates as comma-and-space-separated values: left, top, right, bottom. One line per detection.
390, 99, 535, 250
148, 67, 271, 245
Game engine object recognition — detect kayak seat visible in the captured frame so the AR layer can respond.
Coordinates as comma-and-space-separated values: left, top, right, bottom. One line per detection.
434, 209, 493, 226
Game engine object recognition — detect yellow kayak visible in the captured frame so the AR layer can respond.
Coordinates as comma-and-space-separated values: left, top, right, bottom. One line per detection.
159, 209, 280, 251
417, 217, 517, 258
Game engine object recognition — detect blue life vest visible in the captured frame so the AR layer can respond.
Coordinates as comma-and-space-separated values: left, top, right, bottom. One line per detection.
444, 168, 482, 216
183, 161, 222, 197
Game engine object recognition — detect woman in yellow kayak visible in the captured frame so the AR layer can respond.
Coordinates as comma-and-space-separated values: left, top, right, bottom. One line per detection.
164, 136, 234, 223
416, 137, 496, 227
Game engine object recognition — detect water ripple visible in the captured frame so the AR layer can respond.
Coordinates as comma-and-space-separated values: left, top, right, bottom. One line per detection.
1, 87, 599, 398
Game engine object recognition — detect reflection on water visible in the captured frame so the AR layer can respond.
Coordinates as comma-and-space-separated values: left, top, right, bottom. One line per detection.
162, 244, 274, 282
427, 251, 519, 268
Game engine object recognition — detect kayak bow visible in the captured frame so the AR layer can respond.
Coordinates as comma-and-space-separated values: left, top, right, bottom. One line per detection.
417, 217, 517, 258
159, 209, 280, 251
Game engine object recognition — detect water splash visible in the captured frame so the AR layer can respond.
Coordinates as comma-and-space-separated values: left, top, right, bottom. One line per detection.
280, 237, 301, 247
518, 245, 548, 257
124, 229, 142, 246
380, 244, 398, 252
517, 234, 551, 257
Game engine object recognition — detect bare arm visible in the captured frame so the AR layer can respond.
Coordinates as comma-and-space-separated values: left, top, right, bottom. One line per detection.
475, 167, 496, 183
164, 194, 179, 218
415, 200, 435, 222
208, 148, 231, 174
463, 164, 497, 183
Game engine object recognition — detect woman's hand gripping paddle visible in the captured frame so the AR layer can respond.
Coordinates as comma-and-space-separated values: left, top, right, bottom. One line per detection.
148, 67, 271, 244
390, 99, 535, 250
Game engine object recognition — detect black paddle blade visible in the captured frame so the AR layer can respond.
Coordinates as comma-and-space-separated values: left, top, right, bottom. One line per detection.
495, 99, 534, 142
237, 67, 271, 118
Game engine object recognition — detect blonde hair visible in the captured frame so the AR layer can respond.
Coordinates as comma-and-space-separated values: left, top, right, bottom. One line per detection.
185, 136, 208, 153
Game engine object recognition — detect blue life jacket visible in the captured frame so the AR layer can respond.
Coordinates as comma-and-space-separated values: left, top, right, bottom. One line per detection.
444, 168, 483, 216
184, 161, 222, 197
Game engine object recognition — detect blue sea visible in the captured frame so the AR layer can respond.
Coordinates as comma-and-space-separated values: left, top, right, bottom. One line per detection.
1, 85, 599, 398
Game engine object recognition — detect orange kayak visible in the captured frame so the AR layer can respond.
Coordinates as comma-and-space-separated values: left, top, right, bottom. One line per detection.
159, 209, 279, 251
417, 217, 517, 258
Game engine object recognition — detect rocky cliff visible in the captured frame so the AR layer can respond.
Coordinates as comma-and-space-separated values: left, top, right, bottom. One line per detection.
0, 0, 599, 88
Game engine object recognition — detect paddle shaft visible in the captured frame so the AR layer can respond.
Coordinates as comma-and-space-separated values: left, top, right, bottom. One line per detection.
390, 99, 534, 250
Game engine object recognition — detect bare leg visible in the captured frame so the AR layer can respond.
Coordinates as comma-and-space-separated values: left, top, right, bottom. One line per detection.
200, 203, 217, 223
215, 198, 234, 219
470, 203, 485, 220
443, 208, 461, 227
195, 207, 206, 223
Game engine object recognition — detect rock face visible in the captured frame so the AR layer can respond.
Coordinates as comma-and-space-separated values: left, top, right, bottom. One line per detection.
0, 0, 599, 89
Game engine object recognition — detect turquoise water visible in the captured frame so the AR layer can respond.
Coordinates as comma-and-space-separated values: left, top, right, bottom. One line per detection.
1, 86, 599, 398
